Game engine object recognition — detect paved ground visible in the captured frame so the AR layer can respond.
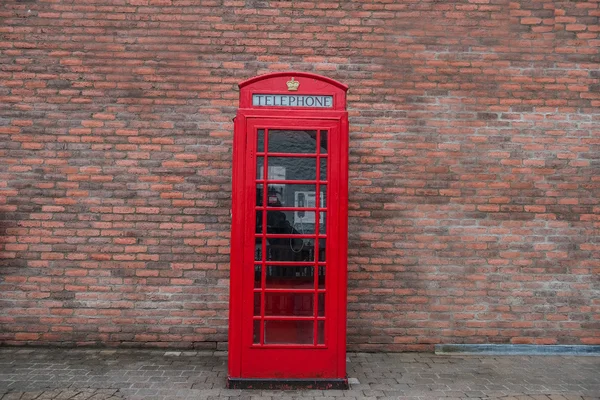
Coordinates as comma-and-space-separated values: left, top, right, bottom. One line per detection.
0, 348, 598, 400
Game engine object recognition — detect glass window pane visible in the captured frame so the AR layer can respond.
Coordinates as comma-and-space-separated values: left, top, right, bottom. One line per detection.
318, 238, 326, 262
265, 292, 314, 316
256, 157, 264, 179
268, 157, 316, 181
263, 184, 326, 209
255, 238, 262, 261
318, 293, 325, 316
254, 265, 261, 288
253, 320, 260, 344
320, 186, 327, 208
320, 159, 327, 181
266, 266, 315, 289
318, 265, 325, 289
254, 292, 261, 316
268, 130, 317, 154
319, 213, 326, 234
266, 238, 314, 262
266, 211, 316, 235
320, 130, 328, 154
257, 129, 264, 152
255, 211, 263, 234
264, 320, 313, 345
256, 184, 263, 206
265, 184, 286, 207
317, 320, 325, 344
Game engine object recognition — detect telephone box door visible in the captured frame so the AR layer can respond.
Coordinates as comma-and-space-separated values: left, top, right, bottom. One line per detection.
229, 73, 348, 389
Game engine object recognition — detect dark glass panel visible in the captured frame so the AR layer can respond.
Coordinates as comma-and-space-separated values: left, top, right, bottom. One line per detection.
317, 320, 325, 344
253, 320, 260, 344
264, 320, 313, 345
253, 292, 261, 316
268, 130, 317, 154
256, 157, 264, 179
254, 237, 262, 261
318, 238, 326, 262
266, 265, 315, 289
257, 129, 265, 152
318, 292, 325, 317
256, 184, 263, 206
266, 210, 315, 235
255, 211, 263, 234
264, 292, 314, 316
254, 264, 261, 288
320, 159, 327, 181
320, 130, 328, 154
266, 237, 314, 262
318, 265, 325, 289
267, 157, 316, 181
264, 184, 315, 208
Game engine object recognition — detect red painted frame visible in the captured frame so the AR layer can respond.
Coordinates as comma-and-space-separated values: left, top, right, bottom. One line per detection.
229, 73, 348, 381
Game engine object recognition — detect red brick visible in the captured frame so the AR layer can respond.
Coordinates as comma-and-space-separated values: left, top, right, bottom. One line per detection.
0, 0, 597, 352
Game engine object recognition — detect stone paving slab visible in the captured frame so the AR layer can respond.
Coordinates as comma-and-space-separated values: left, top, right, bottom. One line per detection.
0, 348, 598, 399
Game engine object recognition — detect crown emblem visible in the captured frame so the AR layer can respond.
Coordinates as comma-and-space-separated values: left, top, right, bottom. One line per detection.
286, 77, 300, 91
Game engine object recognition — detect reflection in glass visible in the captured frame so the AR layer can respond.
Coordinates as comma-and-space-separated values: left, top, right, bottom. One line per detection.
254, 292, 261, 316
257, 129, 264, 152
268, 157, 315, 181
254, 265, 261, 288
255, 211, 263, 234
266, 266, 315, 289
268, 130, 317, 154
265, 320, 313, 344
319, 213, 327, 234
318, 238, 326, 262
319, 186, 327, 208
320, 159, 327, 181
318, 265, 325, 289
259, 212, 326, 235
256, 157, 264, 179
265, 292, 313, 316
318, 292, 325, 316
261, 184, 326, 209
266, 238, 314, 262
317, 320, 325, 344
256, 184, 263, 206
254, 238, 262, 261
320, 130, 328, 154
266, 211, 315, 235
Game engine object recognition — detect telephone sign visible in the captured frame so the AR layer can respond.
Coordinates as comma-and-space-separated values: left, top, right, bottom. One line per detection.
252, 94, 334, 108
228, 72, 349, 389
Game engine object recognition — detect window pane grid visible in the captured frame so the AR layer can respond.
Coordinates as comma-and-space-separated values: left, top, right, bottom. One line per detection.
253, 128, 329, 347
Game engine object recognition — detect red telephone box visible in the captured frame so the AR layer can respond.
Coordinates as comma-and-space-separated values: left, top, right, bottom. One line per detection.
228, 72, 349, 389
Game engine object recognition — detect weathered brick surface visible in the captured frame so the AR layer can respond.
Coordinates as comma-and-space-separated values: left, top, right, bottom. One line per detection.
0, 0, 598, 350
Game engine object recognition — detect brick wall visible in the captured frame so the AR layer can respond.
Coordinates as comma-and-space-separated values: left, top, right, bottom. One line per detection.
1, 0, 598, 350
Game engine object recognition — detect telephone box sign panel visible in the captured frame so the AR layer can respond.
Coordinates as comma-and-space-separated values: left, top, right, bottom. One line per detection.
252, 94, 333, 108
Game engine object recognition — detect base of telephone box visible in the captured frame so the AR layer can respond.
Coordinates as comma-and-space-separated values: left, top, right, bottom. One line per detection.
227, 377, 349, 390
